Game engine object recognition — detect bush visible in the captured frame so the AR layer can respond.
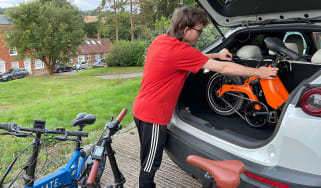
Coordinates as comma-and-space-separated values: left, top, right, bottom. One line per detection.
105, 40, 147, 67
194, 24, 228, 50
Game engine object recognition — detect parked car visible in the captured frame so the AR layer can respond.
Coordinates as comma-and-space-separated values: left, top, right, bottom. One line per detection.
73, 62, 89, 70
0, 68, 28, 81
92, 59, 107, 68
165, 1, 321, 187
54, 64, 73, 73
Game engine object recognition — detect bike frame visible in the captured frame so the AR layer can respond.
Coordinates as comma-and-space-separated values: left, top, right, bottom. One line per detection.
217, 75, 289, 110
22, 129, 88, 188
26, 150, 88, 188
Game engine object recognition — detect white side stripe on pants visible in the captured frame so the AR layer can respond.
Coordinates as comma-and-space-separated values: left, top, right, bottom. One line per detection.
144, 123, 159, 172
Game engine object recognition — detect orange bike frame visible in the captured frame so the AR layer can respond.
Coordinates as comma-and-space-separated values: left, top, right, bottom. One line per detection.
217, 75, 289, 110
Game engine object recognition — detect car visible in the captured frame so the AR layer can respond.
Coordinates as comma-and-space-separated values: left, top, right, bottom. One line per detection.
54, 64, 73, 73
73, 62, 89, 70
92, 59, 107, 68
165, 0, 321, 188
0, 68, 28, 81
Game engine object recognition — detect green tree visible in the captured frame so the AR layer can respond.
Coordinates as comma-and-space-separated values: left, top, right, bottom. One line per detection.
4, 1, 85, 75
84, 22, 99, 38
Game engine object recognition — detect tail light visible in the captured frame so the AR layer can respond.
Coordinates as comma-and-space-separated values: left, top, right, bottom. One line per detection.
298, 86, 321, 116
244, 171, 290, 188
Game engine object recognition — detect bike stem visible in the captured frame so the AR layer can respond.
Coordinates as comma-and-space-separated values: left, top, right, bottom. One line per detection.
23, 131, 42, 186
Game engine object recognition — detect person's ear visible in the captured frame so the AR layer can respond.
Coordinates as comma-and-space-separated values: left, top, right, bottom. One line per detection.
183, 27, 189, 35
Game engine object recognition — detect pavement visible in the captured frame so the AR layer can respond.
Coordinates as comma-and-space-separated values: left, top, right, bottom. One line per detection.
96, 72, 143, 80
100, 126, 201, 188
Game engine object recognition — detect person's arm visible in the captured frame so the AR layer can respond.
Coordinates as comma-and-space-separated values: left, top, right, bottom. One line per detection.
202, 59, 278, 79
205, 48, 232, 61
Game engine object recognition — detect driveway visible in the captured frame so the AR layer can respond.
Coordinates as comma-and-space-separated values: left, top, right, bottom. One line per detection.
101, 126, 201, 188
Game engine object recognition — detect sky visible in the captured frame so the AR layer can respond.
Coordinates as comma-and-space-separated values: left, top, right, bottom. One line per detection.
0, 0, 102, 11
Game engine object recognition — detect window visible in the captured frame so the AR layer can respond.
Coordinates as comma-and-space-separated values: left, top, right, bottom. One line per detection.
69, 58, 73, 63
86, 40, 91, 45
0, 60, 5, 73
86, 55, 91, 61
95, 53, 100, 60
91, 40, 96, 45
97, 40, 101, 44
78, 55, 85, 62
9, 47, 17, 56
34, 59, 44, 69
11, 62, 19, 69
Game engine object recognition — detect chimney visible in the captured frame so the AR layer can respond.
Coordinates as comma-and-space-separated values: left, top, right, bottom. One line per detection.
97, 32, 100, 40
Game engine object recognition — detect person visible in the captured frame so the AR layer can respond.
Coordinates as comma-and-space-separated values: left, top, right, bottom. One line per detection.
133, 6, 278, 188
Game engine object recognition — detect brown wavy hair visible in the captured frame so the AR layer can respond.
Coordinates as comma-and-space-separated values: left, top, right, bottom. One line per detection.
167, 6, 209, 41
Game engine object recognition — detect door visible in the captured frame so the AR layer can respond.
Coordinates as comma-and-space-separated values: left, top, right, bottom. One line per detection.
24, 58, 32, 74
0, 60, 5, 73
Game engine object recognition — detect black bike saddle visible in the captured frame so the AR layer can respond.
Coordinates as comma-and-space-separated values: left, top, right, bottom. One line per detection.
71, 113, 96, 127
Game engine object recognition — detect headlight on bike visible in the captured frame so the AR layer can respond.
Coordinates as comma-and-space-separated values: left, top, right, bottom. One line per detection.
298, 86, 321, 116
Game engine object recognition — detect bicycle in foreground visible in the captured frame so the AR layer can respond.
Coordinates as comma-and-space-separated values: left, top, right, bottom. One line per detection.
0, 112, 94, 188
0, 109, 127, 188
81, 109, 127, 188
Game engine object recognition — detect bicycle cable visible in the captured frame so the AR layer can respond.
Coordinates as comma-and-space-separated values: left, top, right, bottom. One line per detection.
0, 142, 34, 188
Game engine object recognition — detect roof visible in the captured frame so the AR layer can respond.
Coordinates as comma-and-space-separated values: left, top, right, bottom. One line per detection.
79, 38, 112, 55
0, 15, 11, 25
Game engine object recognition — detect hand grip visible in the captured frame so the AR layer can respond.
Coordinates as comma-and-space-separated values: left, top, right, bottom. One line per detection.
0, 123, 9, 131
86, 161, 100, 184
116, 109, 127, 122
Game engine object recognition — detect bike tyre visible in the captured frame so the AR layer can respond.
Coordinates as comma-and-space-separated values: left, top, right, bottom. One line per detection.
206, 73, 244, 116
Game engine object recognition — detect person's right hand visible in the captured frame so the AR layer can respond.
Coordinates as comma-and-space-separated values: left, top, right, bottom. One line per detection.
256, 66, 279, 79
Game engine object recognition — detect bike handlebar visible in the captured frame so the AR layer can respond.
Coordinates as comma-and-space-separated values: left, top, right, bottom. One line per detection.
116, 109, 127, 122
0, 123, 88, 137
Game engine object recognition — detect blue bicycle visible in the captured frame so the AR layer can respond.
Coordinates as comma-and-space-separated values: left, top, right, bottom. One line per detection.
0, 112, 95, 188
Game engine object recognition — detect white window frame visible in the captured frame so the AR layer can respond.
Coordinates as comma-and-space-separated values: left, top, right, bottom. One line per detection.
91, 40, 96, 45
11, 61, 19, 69
95, 53, 100, 60
34, 59, 44, 69
86, 55, 91, 61
69, 58, 73, 63
9, 47, 17, 56
78, 55, 85, 62
86, 40, 91, 45
0, 60, 6, 73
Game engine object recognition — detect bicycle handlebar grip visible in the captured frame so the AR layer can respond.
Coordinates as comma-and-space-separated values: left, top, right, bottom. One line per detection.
67, 131, 88, 137
87, 160, 100, 185
0, 123, 9, 131
116, 109, 127, 122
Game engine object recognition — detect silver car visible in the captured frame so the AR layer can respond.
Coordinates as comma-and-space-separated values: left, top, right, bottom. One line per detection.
165, 0, 321, 187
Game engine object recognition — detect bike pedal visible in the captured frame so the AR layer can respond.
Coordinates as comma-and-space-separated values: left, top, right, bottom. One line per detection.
268, 111, 278, 124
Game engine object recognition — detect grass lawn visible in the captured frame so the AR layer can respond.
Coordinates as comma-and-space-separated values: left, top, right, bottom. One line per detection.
75, 66, 144, 76
0, 68, 142, 183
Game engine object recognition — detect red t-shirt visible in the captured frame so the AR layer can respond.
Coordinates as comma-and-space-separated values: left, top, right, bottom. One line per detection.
133, 34, 209, 125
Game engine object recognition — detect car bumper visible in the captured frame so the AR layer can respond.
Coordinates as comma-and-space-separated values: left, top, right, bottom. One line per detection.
165, 122, 321, 188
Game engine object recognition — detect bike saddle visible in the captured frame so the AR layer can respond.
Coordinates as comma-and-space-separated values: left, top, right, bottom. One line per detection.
264, 37, 299, 60
186, 155, 245, 188
71, 113, 96, 127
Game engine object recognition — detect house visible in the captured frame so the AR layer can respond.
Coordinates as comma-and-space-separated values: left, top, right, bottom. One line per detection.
70, 36, 111, 65
0, 14, 111, 75
0, 15, 46, 75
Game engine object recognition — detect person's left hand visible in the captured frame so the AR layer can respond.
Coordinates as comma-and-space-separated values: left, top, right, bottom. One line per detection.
217, 48, 232, 61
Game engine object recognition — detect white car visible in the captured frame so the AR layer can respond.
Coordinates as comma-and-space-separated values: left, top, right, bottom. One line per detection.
73, 62, 89, 70
165, 0, 321, 187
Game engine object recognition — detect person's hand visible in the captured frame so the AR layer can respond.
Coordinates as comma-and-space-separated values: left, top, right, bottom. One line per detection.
217, 48, 232, 61
256, 66, 279, 79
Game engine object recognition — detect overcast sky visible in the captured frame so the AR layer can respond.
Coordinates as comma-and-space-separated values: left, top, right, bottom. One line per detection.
0, 0, 102, 11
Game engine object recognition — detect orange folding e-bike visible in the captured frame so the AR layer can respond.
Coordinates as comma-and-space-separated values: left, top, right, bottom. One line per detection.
206, 37, 298, 127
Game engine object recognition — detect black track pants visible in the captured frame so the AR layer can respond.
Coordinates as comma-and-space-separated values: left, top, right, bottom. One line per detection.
134, 117, 168, 188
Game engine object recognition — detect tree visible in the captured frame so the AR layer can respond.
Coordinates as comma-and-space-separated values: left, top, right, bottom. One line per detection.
4, 1, 85, 75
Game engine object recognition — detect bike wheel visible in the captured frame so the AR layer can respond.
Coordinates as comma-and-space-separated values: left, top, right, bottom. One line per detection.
206, 73, 244, 116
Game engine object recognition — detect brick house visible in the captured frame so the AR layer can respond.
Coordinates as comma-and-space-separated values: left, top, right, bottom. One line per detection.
0, 15, 47, 75
0, 15, 111, 74
70, 37, 111, 65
